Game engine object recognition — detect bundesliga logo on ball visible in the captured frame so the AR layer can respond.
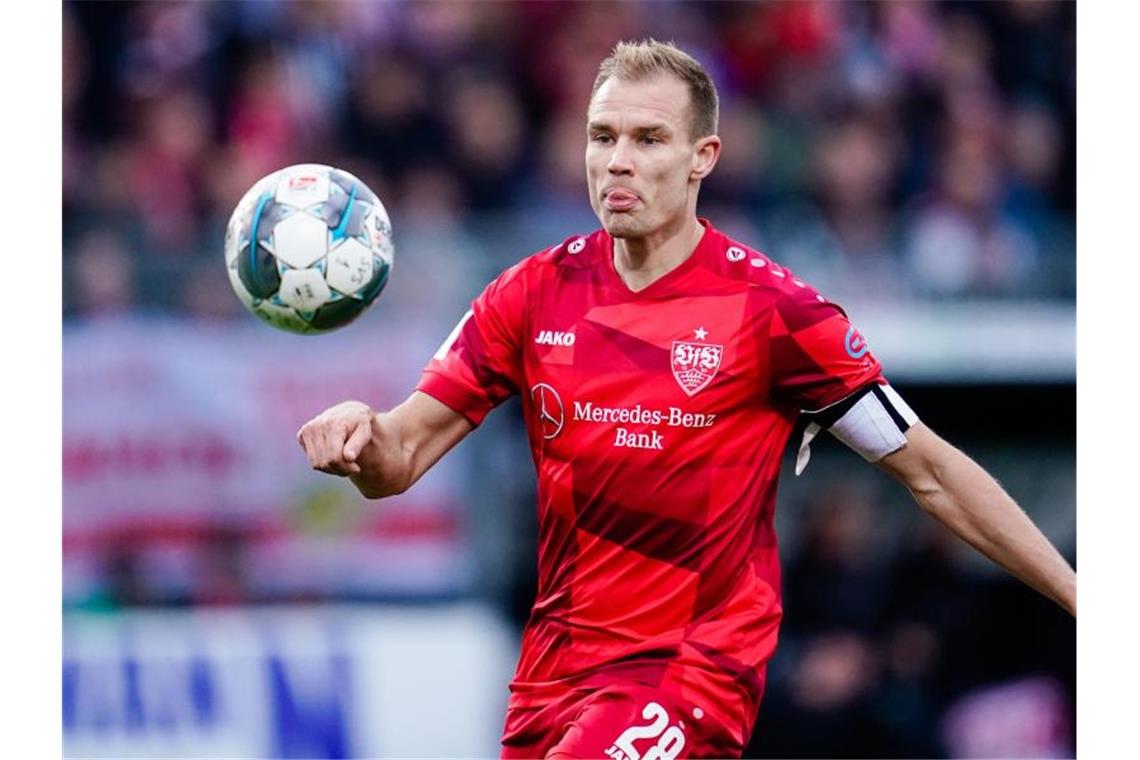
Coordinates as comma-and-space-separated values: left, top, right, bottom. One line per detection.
224, 164, 395, 334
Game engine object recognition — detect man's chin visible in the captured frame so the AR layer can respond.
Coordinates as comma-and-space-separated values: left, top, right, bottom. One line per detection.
603, 214, 642, 239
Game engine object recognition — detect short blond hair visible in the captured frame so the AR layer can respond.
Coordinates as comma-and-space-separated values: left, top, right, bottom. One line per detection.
592, 39, 719, 140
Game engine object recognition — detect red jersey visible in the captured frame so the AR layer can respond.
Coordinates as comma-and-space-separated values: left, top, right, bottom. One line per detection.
417, 220, 886, 745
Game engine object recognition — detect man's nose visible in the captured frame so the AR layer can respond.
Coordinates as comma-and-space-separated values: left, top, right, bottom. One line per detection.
607, 136, 635, 174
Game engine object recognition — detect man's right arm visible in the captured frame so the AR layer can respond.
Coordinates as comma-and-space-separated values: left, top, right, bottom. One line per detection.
299, 259, 529, 498
297, 391, 474, 499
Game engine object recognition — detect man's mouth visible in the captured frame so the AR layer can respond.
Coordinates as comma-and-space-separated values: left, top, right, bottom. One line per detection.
603, 188, 640, 211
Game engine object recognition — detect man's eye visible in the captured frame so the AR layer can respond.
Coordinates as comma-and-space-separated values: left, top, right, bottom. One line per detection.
592, 134, 613, 144
641, 136, 662, 145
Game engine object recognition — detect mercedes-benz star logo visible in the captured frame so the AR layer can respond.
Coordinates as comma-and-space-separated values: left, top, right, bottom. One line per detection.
529, 383, 564, 440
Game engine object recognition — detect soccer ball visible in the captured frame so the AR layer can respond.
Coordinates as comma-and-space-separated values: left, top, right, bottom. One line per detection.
224, 164, 394, 334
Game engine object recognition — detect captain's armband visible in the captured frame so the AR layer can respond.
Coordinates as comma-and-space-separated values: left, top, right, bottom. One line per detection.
795, 384, 919, 475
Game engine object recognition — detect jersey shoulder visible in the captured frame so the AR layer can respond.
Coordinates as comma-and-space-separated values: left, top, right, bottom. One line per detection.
703, 227, 818, 297
530, 229, 608, 271
702, 226, 856, 332
497, 228, 606, 282
479, 229, 605, 312
476, 227, 606, 309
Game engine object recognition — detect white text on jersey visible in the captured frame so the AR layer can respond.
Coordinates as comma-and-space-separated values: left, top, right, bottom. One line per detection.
573, 401, 716, 429
614, 428, 665, 450
535, 329, 576, 346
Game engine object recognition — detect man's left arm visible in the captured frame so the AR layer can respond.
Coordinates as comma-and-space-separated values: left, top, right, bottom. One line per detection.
876, 421, 1076, 617
764, 283, 1075, 616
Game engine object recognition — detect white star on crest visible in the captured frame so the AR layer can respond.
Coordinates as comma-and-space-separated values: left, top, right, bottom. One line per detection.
693, 326, 708, 340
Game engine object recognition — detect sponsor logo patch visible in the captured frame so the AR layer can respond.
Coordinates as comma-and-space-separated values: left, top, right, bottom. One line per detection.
529, 383, 564, 440
288, 175, 319, 192
845, 325, 869, 359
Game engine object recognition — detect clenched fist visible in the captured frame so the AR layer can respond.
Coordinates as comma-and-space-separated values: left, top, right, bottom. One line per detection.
296, 400, 378, 476
295, 391, 474, 499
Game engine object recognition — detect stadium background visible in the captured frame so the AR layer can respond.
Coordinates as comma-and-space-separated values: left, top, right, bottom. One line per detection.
61, 1, 1075, 758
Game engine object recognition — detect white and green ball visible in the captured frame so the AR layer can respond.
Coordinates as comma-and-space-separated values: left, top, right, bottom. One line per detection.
224, 164, 393, 334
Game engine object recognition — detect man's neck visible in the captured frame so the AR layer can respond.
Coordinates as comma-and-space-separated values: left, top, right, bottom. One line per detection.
613, 215, 706, 292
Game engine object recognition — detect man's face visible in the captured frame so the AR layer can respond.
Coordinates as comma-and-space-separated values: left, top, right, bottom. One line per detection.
586, 74, 708, 240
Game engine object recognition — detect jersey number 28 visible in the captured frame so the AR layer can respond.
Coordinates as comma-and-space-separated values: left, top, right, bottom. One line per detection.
603, 701, 686, 760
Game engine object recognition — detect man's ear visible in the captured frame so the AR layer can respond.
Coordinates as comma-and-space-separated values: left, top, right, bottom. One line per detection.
690, 134, 722, 181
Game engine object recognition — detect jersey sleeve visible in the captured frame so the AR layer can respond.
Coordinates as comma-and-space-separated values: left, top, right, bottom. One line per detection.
766, 285, 919, 473
767, 286, 885, 412
416, 263, 527, 426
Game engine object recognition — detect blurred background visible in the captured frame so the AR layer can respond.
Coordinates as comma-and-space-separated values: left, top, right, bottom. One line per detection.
62, 1, 1075, 757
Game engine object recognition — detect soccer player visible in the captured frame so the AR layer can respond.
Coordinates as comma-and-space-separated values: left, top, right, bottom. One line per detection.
297, 40, 1076, 759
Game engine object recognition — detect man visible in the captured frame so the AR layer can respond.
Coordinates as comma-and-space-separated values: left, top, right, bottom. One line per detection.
297, 40, 1075, 759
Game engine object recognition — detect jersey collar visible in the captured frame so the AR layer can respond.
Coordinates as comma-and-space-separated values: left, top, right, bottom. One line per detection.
602, 218, 719, 299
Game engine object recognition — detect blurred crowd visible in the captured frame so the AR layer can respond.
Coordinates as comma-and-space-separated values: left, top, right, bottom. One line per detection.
747, 480, 1074, 758
64, 0, 1075, 319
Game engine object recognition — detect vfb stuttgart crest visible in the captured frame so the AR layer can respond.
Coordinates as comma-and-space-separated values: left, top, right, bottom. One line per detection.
671, 339, 723, 396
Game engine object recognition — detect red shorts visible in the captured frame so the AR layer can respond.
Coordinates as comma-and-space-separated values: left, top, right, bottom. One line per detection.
500, 683, 745, 759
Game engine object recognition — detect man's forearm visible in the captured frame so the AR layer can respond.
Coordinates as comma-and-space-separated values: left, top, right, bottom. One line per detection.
348, 392, 476, 500
908, 447, 1076, 615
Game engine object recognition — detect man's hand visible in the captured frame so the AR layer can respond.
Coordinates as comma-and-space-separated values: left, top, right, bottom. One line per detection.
296, 392, 474, 499
296, 400, 377, 477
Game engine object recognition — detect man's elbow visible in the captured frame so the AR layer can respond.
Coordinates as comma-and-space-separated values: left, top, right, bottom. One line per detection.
880, 449, 939, 500
879, 427, 960, 508
907, 465, 946, 503
881, 452, 950, 516
907, 455, 978, 525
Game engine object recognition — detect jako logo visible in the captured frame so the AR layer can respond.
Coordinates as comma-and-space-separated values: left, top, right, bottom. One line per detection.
535, 330, 575, 346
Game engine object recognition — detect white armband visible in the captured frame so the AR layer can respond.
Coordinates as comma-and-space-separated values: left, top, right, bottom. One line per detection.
795, 384, 919, 475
